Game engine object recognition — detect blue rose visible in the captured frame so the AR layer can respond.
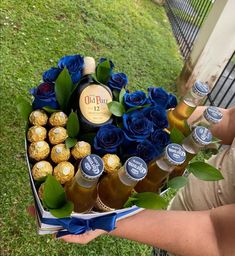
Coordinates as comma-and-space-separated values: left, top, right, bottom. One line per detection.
124, 90, 149, 108
99, 58, 115, 70
94, 124, 124, 155
30, 82, 59, 110
150, 129, 170, 152
58, 54, 84, 84
166, 93, 177, 109
143, 106, 168, 129
123, 111, 153, 142
137, 140, 161, 163
108, 73, 128, 91
42, 67, 61, 83
148, 87, 169, 108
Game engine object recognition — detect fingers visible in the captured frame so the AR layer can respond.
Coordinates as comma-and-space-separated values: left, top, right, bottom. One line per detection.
58, 229, 107, 244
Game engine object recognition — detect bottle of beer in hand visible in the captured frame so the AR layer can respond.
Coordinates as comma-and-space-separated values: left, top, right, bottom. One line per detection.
169, 126, 212, 179
96, 157, 147, 211
190, 106, 223, 129
74, 57, 113, 131
167, 81, 209, 135
135, 144, 186, 193
64, 154, 104, 213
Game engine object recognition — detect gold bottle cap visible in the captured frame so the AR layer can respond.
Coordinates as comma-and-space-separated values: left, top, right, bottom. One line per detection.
83, 56, 96, 76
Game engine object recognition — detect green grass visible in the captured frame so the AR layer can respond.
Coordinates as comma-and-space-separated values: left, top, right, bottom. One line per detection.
0, 0, 183, 255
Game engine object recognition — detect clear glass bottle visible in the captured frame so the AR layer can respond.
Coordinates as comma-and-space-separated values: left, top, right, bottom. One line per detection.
135, 144, 186, 193
96, 157, 148, 211
167, 81, 209, 135
73, 57, 113, 131
190, 106, 223, 129
64, 154, 104, 213
169, 126, 213, 179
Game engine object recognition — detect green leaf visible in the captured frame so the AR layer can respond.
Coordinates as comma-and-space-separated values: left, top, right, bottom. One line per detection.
65, 137, 77, 149
123, 197, 138, 208
107, 101, 125, 117
55, 67, 74, 112
49, 201, 74, 218
119, 88, 126, 105
187, 161, 224, 181
96, 60, 111, 85
125, 192, 168, 210
170, 127, 185, 144
42, 106, 59, 114
16, 97, 32, 121
112, 89, 119, 101
211, 136, 222, 143
66, 112, 80, 138
168, 176, 188, 189
43, 175, 67, 209
126, 104, 151, 113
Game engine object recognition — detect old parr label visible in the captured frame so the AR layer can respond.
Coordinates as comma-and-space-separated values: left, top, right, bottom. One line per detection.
79, 84, 112, 125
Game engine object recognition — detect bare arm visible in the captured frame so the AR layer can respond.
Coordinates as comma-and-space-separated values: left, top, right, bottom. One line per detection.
60, 205, 235, 256
187, 106, 235, 145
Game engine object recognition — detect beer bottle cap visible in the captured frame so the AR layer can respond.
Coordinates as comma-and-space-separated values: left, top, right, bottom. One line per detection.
165, 143, 186, 165
192, 81, 209, 97
80, 154, 104, 180
124, 157, 147, 181
192, 126, 212, 146
203, 106, 223, 124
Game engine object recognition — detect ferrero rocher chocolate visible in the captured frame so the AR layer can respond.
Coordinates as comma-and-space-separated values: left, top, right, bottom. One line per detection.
29, 110, 48, 126
32, 160, 53, 180
27, 125, 47, 142
48, 127, 68, 145
54, 161, 75, 184
71, 141, 91, 160
102, 154, 121, 174
49, 111, 68, 127
38, 183, 45, 200
29, 141, 50, 161
51, 144, 70, 164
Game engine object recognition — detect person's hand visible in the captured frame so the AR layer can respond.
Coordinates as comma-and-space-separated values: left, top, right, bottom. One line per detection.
59, 229, 107, 244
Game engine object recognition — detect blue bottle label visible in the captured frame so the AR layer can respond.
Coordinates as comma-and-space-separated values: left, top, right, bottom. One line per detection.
194, 126, 212, 144
81, 154, 104, 177
166, 143, 186, 165
125, 157, 147, 180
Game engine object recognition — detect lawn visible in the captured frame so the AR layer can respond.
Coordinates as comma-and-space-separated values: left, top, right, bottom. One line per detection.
0, 1, 183, 255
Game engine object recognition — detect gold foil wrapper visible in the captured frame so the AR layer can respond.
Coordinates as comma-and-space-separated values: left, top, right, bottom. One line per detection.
71, 141, 91, 160
102, 154, 121, 174
51, 144, 70, 164
49, 112, 68, 127
54, 161, 75, 184
38, 183, 45, 200
48, 127, 68, 145
29, 141, 50, 161
27, 125, 47, 142
32, 160, 53, 180
29, 110, 48, 126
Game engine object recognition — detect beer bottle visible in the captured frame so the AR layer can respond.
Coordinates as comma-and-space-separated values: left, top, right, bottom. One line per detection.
96, 157, 147, 211
135, 144, 186, 193
190, 106, 223, 129
167, 81, 209, 135
74, 57, 113, 131
64, 154, 104, 213
169, 126, 212, 179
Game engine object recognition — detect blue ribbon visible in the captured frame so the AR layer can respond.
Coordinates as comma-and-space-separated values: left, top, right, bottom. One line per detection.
42, 212, 117, 238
